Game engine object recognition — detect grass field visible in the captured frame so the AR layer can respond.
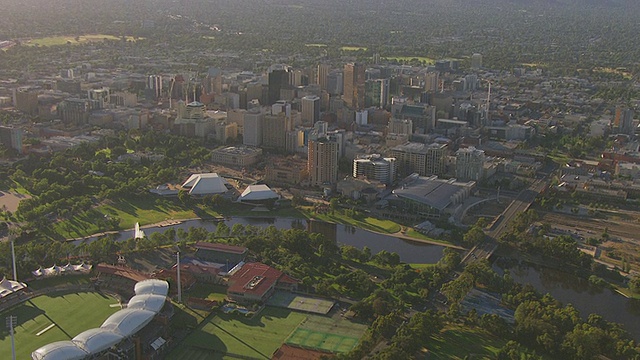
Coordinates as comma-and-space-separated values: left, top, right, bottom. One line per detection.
426, 325, 506, 359
25, 34, 141, 47
53, 197, 220, 238
341, 46, 368, 51
384, 56, 435, 64
0, 292, 119, 359
285, 315, 366, 353
169, 307, 306, 359
404, 229, 452, 246
186, 283, 228, 302
301, 208, 401, 234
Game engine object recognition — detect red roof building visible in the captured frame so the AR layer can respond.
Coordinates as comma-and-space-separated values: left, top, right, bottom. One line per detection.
227, 263, 298, 304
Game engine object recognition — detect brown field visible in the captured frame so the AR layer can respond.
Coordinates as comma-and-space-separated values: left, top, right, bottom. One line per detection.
0, 191, 31, 212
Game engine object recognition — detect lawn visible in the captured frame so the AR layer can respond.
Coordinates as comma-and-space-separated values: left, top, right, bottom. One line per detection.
404, 229, 452, 246
285, 315, 367, 353
300, 208, 401, 234
27, 275, 91, 291
426, 325, 506, 359
341, 46, 368, 51
0, 292, 120, 359
25, 34, 141, 47
186, 283, 228, 302
384, 55, 435, 64
53, 197, 221, 238
169, 307, 306, 359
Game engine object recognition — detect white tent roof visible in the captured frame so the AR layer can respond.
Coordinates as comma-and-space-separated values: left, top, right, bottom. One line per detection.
101, 308, 155, 336
31, 341, 88, 360
0, 277, 26, 298
238, 184, 279, 202
182, 173, 229, 195
127, 294, 166, 313
72, 328, 124, 354
134, 279, 169, 296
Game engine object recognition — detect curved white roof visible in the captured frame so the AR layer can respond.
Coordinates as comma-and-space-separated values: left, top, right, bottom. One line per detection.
134, 279, 169, 296
0, 277, 26, 298
31, 341, 88, 360
127, 294, 166, 313
101, 308, 155, 336
72, 328, 124, 354
238, 184, 279, 202
182, 173, 229, 195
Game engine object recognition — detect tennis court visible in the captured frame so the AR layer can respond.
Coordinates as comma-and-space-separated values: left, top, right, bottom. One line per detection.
267, 291, 335, 315
284, 314, 367, 353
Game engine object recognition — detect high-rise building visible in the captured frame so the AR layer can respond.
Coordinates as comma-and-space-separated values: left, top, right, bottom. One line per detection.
88, 88, 110, 109
0, 126, 23, 154
13, 88, 39, 116
308, 138, 339, 186
455, 147, 485, 181
327, 70, 343, 96
317, 64, 330, 91
301, 95, 321, 125
471, 53, 483, 69
343, 63, 365, 109
365, 79, 389, 108
621, 108, 635, 135
390, 142, 447, 176
272, 100, 292, 117
243, 109, 264, 147
57, 98, 94, 125
388, 118, 413, 136
262, 113, 293, 150
147, 75, 163, 99
353, 154, 397, 184
424, 72, 439, 93
268, 66, 291, 105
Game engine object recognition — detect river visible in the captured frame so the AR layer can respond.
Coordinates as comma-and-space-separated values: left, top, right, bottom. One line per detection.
75, 217, 446, 264
496, 260, 640, 341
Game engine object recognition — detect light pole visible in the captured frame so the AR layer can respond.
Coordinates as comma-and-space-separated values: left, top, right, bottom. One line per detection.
9, 223, 17, 281
6, 315, 17, 360
176, 248, 182, 303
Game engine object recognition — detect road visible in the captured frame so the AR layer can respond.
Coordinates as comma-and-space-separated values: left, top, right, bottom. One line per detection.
460, 178, 548, 265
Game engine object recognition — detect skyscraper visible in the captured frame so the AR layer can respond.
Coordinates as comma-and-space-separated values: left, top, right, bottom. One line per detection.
147, 75, 163, 100
308, 138, 339, 186
353, 154, 397, 184
455, 147, 485, 181
268, 66, 291, 105
343, 63, 365, 109
301, 95, 321, 125
243, 109, 264, 147
317, 64, 330, 91
471, 53, 483, 69
262, 113, 293, 150
365, 79, 389, 108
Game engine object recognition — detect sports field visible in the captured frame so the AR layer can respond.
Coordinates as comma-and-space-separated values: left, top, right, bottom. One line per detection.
267, 291, 335, 314
285, 315, 367, 353
0, 292, 120, 359
169, 307, 306, 359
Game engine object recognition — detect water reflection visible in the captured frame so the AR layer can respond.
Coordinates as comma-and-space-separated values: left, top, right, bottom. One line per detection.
499, 260, 640, 341
77, 217, 446, 264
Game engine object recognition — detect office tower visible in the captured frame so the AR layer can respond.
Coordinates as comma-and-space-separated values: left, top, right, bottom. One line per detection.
301, 95, 321, 125
388, 118, 413, 136
390, 142, 447, 176
621, 108, 635, 135
464, 75, 478, 92
262, 113, 293, 150
456, 147, 485, 181
353, 154, 397, 184
268, 66, 291, 105
0, 126, 23, 154
207, 68, 223, 94
245, 82, 263, 105
88, 88, 110, 109
355, 110, 368, 126
343, 63, 365, 109
60, 69, 74, 79
327, 70, 343, 96
471, 53, 483, 69
308, 138, 339, 186
147, 75, 163, 99
317, 64, 330, 91
243, 109, 263, 147
13, 88, 39, 116
57, 98, 93, 125
424, 72, 439, 93
365, 78, 389, 108
272, 100, 292, 117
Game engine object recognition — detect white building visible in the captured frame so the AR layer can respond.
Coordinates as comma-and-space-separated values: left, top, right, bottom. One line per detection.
353, 154, 397, 185
455, 147, 486, 181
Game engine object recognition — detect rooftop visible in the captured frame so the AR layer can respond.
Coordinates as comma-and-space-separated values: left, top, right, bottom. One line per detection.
392, 175, 475, 211
194, 242, 248, 255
